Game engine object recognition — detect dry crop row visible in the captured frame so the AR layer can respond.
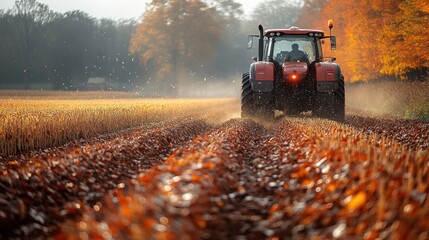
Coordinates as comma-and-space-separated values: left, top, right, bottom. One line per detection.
0, 98, 236, 157
55, 117, 429, 239
0, 118, 214, 239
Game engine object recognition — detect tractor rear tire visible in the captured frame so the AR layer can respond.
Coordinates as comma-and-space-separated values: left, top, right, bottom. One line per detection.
314, 76, 345, 122
241, 73, 254, 118
241, 73, 275, 120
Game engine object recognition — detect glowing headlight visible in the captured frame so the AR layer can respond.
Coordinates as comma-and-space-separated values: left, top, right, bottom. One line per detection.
309, 33, 314, 36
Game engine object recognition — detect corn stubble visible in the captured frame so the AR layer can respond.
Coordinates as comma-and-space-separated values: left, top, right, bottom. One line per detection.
51, 117, 428, 240
0, 98, 235, 157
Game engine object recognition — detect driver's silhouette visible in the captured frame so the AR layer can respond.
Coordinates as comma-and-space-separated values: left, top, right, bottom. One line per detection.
285, 43, 307, 62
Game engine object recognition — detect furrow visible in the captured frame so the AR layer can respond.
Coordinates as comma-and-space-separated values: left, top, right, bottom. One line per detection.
56, 119, 269, 239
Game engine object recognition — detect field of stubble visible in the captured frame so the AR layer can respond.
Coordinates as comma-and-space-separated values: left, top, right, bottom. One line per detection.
0, 91, 428, 240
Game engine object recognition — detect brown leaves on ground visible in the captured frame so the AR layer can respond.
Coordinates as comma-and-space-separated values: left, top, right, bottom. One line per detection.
0, 114, 428, 239
0, 118, 211, 239
55, 116, 428, 240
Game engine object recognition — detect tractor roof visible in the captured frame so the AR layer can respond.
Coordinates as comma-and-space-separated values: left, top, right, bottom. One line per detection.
264, 26, 324, 36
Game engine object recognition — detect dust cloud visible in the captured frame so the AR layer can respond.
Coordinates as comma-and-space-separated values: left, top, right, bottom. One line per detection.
136, 74, 242, 99
176, 76, 242, 98
346, 81, 429, 118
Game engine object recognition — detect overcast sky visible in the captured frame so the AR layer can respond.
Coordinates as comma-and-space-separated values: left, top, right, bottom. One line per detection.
0, 0, 261, 20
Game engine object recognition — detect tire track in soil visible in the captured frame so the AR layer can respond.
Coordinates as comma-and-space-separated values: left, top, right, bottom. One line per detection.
56, 119, 271, 239
209, 119, 318, 239
0, 118, 213, 239
57, 117, 429, 240
56, 119, 321, 239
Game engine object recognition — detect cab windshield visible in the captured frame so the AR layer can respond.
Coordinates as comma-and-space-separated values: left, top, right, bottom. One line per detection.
268, 35, 317, 64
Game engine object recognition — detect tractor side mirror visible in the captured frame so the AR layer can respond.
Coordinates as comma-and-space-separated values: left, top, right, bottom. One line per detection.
247, 34, 258, 49
248, 36, 253, 49
330, 36, 337, 50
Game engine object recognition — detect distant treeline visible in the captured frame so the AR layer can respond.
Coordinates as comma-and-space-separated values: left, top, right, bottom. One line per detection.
0, 0, 142, 90
0, 0, 427, 93
0, 0, 302, 93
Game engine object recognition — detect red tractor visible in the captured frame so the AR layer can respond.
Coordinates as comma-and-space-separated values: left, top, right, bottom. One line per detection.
241, 21, 345, 121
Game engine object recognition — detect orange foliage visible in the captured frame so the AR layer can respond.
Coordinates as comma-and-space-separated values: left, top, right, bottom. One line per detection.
380, 0, 429, 77
297, 0, 429, 81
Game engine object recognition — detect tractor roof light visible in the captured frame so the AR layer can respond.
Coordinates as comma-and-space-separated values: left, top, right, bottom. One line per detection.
309, 33, 314, 36
328, 19, 334, 36
328, 19, 334, 29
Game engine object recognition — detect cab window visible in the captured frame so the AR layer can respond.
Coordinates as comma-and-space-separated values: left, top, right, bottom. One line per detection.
270, 35, 317, 64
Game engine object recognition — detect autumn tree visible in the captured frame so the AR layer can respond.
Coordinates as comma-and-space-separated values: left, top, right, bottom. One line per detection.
6, 0, 56, 88
339, 0, 387, 81
0, 2, 142, 90
129, 0, 223, 96
47, 11, 97, 87
297, 0, 428, 82
380, 0, 429, 79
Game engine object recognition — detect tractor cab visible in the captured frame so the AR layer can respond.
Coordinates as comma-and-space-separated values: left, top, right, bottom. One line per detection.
248, 26, 336, 64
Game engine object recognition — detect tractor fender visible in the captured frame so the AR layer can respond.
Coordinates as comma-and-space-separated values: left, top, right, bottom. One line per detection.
315, 62, 341, 93
249, 62, 274, 92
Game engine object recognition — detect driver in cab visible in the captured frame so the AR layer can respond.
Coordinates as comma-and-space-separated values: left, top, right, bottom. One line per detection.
285, 43, 307, 62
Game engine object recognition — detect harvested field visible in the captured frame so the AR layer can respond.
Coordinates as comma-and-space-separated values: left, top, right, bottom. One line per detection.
0, 97, 237, 157
1, 101, 428, 239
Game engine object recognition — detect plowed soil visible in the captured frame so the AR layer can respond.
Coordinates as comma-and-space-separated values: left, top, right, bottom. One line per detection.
1, 111, 428, 239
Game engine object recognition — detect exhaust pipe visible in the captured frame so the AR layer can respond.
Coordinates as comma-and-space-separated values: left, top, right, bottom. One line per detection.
258, 25, 264, 61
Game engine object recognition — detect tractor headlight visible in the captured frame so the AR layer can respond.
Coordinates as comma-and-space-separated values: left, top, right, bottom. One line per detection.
309, 33, 314, 36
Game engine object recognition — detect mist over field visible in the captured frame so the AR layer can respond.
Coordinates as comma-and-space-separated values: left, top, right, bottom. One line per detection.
1, 0, 426, 97
346, 81, 429, 119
